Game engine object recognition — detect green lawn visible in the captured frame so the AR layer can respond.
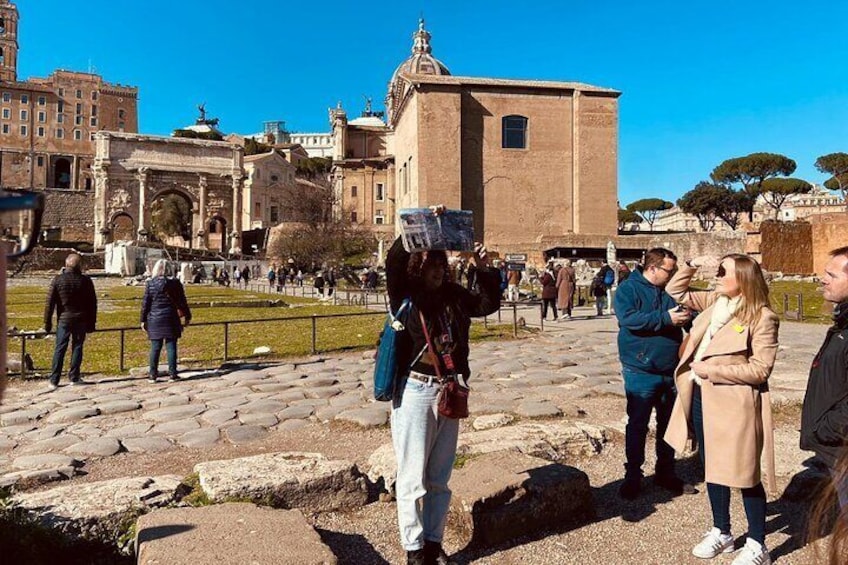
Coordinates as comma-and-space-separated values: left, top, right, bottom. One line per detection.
8, 284, 517, 376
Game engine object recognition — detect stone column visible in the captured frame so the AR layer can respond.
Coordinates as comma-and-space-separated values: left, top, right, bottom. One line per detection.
93, 169, 109, 249
195, 174, 208, 249
136, 167, 149, 241
229, 175, 242, 254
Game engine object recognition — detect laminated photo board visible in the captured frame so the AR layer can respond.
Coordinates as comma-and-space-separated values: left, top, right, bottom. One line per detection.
398, 208, 474, 252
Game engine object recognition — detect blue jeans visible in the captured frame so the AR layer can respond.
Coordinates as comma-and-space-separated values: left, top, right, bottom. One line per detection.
693, 386, 766, 544
148, 338, 178, 377
623, 368, 676, 479
391, 374, 460, 551
49, 320, 87, 385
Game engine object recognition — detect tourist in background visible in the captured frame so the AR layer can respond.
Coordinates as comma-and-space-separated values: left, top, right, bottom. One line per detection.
43, 253, 98, 390
141, 259, 192, 383
386, 205, 500, 565
276, 265, 286, 292
506, 265, 522, 302
314, 271, 325, 298
267, 265, 276, 290
664, 254, 779, 565
241, 265, 251, 288
613, 248, 689, 500
591, 271, 608, 316
556, 259, 576, 320
540, 262, 558, 321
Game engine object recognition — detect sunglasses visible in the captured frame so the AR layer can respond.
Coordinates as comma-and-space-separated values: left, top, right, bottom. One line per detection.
716, 265, 726, 278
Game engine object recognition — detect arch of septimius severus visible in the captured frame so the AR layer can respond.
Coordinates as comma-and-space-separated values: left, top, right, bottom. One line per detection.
92, 132, 244, 253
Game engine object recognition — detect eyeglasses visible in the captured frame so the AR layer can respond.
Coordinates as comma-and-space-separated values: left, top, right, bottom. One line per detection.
655, 265, 677, 275
716, 265, 727, 278
0, 190, 45, 258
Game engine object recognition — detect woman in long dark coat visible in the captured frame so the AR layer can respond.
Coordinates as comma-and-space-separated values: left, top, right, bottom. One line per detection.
141, 259, 191, 383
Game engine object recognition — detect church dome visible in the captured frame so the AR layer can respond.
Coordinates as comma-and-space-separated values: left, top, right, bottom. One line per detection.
386, 19, 450, 124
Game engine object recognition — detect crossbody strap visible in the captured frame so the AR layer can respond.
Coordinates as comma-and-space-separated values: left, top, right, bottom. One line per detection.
418, 310, 444, 380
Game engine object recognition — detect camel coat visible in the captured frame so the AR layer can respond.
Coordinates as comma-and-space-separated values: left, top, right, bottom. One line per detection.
663, 264, 779, 494
556, 266, 576, 310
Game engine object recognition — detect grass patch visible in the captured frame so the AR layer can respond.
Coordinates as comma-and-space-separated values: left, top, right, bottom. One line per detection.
453, 453, 478, 469
179, 473, 212, 507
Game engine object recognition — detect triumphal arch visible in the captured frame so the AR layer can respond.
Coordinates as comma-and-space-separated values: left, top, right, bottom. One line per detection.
92, 132, 244, 253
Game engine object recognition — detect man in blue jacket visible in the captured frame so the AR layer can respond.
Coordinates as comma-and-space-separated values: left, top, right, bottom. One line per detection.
614, 248, 691, 500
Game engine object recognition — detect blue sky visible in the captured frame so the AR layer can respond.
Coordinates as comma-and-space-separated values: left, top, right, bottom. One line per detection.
19, 0, 848, 205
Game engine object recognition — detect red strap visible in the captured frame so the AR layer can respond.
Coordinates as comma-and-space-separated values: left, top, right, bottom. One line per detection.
418, 310, 443, 380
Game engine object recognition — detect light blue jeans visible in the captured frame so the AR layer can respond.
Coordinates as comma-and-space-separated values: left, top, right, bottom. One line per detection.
391, 374, 460, 551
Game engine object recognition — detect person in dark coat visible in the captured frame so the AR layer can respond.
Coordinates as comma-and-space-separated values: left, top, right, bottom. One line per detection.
314, 271, 325, 298
43, 253, 97, 390
540, 263, 558, 321
141, 259, 191, 383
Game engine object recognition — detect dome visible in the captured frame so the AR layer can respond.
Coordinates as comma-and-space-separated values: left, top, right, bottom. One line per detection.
386, 19, 450, 124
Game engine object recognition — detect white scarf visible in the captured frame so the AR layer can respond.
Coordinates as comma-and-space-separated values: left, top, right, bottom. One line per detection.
691, 295, 742, 384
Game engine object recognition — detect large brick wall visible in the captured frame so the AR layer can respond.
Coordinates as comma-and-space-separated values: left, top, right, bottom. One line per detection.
39, 188, 95, 242
760, 221, 813, 275
809, 212, 848, 275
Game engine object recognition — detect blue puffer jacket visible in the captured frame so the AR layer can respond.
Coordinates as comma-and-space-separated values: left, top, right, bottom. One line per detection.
141, 277, 191, 340
613, 268, 682, 376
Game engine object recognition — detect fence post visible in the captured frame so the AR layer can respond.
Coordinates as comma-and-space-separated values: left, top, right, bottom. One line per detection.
20, 335, 27, 379
513, 302, 518, 338
223, 322, 229, 362
364, 292, 368, 308
119, 329, 125, 373
540, 301, 545, 331
497, 306, 502, 323
311, 315, 318, 354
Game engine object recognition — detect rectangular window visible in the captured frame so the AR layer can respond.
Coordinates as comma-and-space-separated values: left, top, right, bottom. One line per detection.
75, 89, 82, 98
56, 128, 64, 138
37, 96, 46, 106
19, 109, 27, 121
38, 111, 46, 122
90, 117, 97, 127
351, 211, 357, 222
502, 115, 528, 149
1, 124, 8, 134
37, 126, 44, 137
2, 108, 9, 119
375, 183, 385, 201
57, 100, 64, 112
91, 91, 98, 101
91, 105, 97, 116
351, 185, 357, 197
19, 124, 27, 136
75, 103, 82, 114
2, 92, 9, 103
118, 121, 125, 131
58, 88, 64, 96
57, 113, 64, 123
118, 109, 125, 119
74, 129, 82, 140
21, 94, 28, 104
270, 206, 279, 223
374, 214, 385, 225
75, 115, 83, 125
37, 156, 44, 167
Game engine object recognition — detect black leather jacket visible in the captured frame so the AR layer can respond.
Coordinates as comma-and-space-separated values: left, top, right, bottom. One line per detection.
801, 302, 848, 468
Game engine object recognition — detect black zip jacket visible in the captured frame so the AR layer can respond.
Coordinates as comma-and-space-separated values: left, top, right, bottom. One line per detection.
43, 267, 98, 333
800, 302, 848, 468
386, 237, 501, 380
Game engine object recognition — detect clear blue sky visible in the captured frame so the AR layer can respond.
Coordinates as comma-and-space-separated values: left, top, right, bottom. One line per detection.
19, 0, 848, 205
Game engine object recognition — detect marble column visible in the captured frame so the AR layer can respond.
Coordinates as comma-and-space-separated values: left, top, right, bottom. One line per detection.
195, 174, 208, 249
92, 170, 109, 249
136, 168, 149, 241
229, 175, 242, 254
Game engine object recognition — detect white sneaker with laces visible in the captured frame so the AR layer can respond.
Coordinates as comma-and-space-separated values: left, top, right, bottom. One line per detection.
692, 527, 734, 559
731, 538, 771, 565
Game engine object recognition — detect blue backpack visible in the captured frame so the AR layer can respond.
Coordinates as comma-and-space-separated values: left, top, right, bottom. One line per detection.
373, 299, 413, 401
603, 268, 615, 286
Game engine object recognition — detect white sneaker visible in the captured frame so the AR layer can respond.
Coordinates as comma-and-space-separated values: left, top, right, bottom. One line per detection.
731, 538, 771, 565
692, 527, 734, 559
46, 382, 59, 392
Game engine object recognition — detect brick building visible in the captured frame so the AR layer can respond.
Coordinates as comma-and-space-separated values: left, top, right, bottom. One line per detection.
0, 0, 138, 192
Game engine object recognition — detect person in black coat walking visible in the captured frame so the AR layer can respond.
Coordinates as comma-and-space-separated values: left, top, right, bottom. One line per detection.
141, 259, 191, 383
43, 253, 97, 390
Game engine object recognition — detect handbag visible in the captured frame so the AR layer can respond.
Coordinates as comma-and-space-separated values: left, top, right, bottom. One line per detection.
418, 310, 470, 419
164, 279, 187, 319
373, 299, 413, 401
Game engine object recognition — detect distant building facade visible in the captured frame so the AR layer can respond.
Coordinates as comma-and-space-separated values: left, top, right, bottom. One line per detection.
290, 132, 333, 158
243, 150, 296, 230
0, 1, 138, 191
753, 184, 845, 222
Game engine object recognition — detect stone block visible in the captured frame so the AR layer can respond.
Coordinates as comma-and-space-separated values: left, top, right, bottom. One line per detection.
136, 503, 337, 565
447, 451, 594, 548
194, 452, 367, 512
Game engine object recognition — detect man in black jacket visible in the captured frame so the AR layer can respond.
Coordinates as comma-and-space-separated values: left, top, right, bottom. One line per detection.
801, 246, 848, 507
43, 253, 97, 390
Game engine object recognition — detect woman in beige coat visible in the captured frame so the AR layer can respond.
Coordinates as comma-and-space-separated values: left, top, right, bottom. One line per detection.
556, 260, 576, 319
664, 254, 779, 565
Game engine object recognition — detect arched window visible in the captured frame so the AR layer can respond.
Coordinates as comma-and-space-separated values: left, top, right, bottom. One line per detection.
502, 115, 528, 149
